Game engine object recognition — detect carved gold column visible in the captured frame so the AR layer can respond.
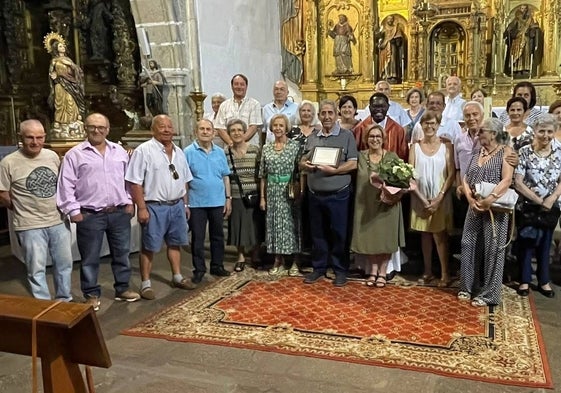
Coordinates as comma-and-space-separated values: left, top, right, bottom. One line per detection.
303, 0, 318, 85
543, 0, 558, 75
359, 8, 373, 83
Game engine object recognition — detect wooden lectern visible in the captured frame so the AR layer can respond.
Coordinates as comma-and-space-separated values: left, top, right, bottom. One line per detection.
0, 294, 111, 393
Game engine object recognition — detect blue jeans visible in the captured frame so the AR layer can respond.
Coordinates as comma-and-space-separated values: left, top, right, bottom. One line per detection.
76, 210, 132, 297
518, 228, 553, 286
16, 222, 73, 301
189, 207, 225, 274
308, 186, 351, 275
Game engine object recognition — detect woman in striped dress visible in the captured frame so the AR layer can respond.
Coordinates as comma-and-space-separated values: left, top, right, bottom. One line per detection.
459, 118, 514, 307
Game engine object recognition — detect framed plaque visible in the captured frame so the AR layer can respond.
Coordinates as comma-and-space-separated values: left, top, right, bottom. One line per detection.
311, 147, 341, 167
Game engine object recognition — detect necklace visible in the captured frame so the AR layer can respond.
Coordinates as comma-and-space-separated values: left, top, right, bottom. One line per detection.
480, 145, 498, 157
367, 150, 385, 167
534, 146, 551, 158
273, 141, 285, 151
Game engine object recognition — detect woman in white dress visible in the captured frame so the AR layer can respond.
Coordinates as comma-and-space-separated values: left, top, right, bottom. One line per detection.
409, 111, 455, 286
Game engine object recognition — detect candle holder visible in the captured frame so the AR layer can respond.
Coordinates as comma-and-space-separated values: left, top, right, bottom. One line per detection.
413, 0, 438, 29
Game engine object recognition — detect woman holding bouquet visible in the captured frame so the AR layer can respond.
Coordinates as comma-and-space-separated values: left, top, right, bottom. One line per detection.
409, 111, 455, 287
351, 124, 405, 287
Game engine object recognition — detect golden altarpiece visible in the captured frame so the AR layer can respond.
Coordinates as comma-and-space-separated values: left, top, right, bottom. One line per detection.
282, 0, 561, 108
0, 0, 143, 147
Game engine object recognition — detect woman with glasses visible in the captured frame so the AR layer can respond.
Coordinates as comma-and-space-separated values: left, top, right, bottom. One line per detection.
351, 124, 405, 287
459, 118, 514, 307
409, 111, 455, 287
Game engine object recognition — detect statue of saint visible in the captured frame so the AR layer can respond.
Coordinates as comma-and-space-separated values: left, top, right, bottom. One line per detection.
327, 14, 356, 75
87, 0, 113, 61
503, 5, 542, 77
140, 60, 168, 116
44, 32, 86, 140
377, 15, 406, 83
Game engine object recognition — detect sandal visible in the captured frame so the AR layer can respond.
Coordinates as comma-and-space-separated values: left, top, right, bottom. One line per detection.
234, 262, 245, 272
375, 275, 387, 288
457, 291, 470, 301
437, 276, 452, 288
365, 275, 377, 287
418, 274, 435, 284
471, 297, 487, 307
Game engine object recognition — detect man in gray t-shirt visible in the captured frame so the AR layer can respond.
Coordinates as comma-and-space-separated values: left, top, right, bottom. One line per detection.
0, 120, 72, 301
300, 100, 358, 287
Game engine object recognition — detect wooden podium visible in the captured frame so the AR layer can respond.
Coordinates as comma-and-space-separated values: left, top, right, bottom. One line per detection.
0, 294, 111, 393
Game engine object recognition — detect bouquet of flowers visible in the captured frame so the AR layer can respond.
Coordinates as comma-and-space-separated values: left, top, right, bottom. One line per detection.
370, 156, 416, 205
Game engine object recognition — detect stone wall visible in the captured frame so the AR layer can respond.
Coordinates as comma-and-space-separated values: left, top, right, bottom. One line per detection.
129, 0, 281, 146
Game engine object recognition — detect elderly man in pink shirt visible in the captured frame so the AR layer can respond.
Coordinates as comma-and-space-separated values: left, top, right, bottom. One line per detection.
57, 113, 140, 311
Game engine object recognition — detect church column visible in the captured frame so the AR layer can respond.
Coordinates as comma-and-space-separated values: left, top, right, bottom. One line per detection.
128, 0, 193, 146
185, 0, 205, 121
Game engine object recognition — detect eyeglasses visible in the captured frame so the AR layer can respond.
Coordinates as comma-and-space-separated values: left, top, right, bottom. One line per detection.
169, 164, 179, 180
85, 125, 108, 133
421, 121, 438, 127
368, 135, 383, 139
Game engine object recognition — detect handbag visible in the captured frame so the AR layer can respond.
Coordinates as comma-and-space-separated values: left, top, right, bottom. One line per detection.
474, 182, 519, 212
474, 182, 519, 248
228, 149, 260, 208
242, 190, 260, 208
516, 200, 561, 229
287, 182, 295, 200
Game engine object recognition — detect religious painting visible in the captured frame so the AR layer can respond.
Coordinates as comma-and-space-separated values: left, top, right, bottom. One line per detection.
325, 7, 360, 77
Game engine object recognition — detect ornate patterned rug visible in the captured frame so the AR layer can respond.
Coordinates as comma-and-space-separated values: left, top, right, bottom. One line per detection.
122, 271, 553, 388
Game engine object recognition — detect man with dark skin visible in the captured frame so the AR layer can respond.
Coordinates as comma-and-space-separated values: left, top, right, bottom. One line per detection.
354, 93, 408, 159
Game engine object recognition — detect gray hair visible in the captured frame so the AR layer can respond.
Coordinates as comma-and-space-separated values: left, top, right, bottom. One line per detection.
463, 100, 484, 114
294, 100, 320, 126
226, 118, 247, 133
482, 118, 509, 145
319, 99, 337, 113
534, 113, 558, 131
211, 92, 227, 101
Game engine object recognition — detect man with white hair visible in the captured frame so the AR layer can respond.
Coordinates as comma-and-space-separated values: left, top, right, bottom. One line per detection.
442, 76, 466, 124
262, 80, 298, 143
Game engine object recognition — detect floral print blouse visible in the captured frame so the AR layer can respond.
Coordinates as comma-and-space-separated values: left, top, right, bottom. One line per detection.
515, 143, 561, 203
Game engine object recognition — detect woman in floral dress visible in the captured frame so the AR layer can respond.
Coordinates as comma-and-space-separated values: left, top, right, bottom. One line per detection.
259, 114, 301, 275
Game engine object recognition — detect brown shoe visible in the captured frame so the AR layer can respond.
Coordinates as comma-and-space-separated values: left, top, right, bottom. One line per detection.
140, 287, 155, 300
171, 278, 197, 290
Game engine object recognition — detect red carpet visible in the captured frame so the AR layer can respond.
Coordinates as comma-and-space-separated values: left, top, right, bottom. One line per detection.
122, 272, 553, 389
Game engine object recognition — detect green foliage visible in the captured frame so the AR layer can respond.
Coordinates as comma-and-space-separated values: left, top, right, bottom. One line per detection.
378, 156, 415, 188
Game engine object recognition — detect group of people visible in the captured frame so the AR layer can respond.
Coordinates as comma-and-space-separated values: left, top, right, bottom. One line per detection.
3, 72, 561, 311
203, 74, 561, 307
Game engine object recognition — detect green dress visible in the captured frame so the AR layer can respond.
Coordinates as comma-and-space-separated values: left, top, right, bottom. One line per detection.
259, 139, 301, 255
351, 150, 405, 255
